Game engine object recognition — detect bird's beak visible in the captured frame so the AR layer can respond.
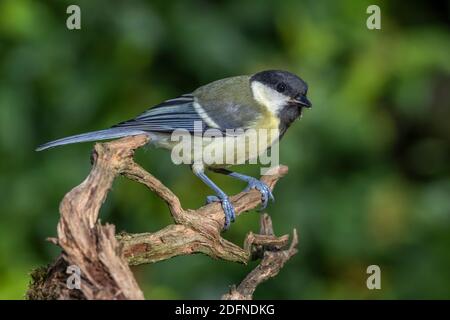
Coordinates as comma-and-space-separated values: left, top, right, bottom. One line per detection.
292, 95, 312, 108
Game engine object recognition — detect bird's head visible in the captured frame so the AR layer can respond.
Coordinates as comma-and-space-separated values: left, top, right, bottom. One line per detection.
250, 70, 311, 116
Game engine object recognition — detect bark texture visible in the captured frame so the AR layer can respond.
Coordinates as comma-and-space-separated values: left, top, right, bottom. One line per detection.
27, 135, 298, 300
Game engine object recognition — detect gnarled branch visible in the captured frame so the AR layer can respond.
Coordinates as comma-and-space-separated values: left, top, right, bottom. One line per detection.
222, 214, 298, 300
27, 135, 297, 300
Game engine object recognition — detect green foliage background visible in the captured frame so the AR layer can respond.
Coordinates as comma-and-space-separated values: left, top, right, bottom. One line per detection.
0, 0, 449, 299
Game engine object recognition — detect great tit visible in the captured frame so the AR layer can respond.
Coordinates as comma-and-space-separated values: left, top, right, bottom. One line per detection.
37, 70, 311, 229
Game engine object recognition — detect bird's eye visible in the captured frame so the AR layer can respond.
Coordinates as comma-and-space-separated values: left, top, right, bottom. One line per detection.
276, 83, 286, 93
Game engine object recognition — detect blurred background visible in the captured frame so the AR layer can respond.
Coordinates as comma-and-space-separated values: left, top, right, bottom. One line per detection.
0, 0, 449, 299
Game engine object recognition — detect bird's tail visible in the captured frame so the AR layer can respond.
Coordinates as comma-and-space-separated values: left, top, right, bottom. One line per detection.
35, 128, 147, 151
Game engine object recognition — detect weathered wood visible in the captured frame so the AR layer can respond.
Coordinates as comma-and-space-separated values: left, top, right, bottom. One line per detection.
27, 135, 297, 300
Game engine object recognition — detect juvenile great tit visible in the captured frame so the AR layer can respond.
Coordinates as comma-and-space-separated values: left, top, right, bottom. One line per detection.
37, 70, 311, 229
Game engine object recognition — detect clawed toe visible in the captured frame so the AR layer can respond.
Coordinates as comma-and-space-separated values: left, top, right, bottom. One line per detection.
221, 197, 236, 229
245, 179, 275, 210
206, 195, 220, 204
205, 195, 235, 230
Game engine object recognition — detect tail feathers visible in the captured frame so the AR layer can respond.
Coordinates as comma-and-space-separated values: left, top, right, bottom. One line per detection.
35, 128, 148, 151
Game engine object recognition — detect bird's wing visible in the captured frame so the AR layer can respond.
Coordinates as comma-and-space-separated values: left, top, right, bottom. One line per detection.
112, 94, 207, 133
112, 92, 261, 133
193, 75, 263, 130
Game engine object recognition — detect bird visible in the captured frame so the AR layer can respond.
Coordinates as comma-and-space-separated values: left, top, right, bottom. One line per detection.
36, 70, 312, 229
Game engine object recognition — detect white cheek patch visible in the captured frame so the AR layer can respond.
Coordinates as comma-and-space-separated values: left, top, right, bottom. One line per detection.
251, 81, 289, 115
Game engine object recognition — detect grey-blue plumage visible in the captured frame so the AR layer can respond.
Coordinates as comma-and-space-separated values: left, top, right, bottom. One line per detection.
36, 95, 208, 151
35, 128, 148, 151
35, 76, 264, 151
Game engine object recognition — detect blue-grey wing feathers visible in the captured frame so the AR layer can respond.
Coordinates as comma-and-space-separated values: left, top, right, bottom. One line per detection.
35, 128, 147, 151
36, 94, 207, 151
36, 88, 260, 151
112, 94, 209, 133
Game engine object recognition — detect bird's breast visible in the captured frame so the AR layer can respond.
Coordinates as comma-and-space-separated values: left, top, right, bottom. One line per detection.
151, 123, 280, 167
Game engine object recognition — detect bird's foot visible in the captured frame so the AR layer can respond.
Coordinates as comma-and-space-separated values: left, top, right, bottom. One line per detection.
206, 195, 220, 204
244, 178, 275, 210
205, 195, 236, 230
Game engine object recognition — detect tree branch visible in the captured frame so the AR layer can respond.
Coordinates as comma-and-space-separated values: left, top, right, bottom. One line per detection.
222, 214, 298, 300
27, 134, 297, 300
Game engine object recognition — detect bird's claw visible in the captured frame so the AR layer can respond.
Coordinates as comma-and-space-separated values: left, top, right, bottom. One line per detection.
221, 197, 236, 229
244, 179, 275, 210
206, 195, 220, 204
205, 195, 236, 230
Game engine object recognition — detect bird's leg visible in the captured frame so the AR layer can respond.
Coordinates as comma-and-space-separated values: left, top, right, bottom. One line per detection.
192, 165, 236, 230
210, 168, 274, 210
